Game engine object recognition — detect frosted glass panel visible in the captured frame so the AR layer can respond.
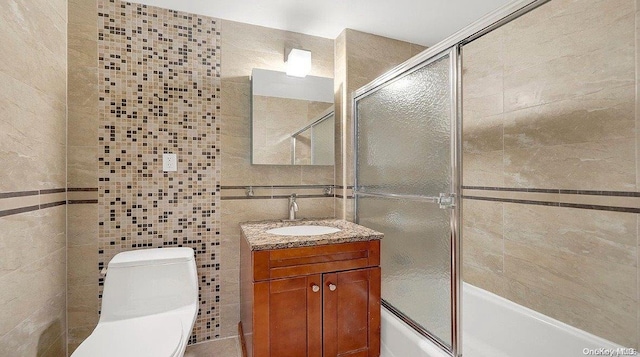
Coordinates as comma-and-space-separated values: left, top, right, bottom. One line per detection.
311, 114, 334, 165
355, 53, 454, 348
356, 55, 451, 196
358, 196, 452, 346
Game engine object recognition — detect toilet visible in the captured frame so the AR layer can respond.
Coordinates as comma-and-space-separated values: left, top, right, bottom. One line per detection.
72, 247, 199, 357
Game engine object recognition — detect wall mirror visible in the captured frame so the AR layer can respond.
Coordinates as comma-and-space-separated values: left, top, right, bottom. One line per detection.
251, 68, 334, 165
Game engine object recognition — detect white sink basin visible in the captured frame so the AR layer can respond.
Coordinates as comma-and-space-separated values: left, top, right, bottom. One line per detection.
266, 225, 341, 236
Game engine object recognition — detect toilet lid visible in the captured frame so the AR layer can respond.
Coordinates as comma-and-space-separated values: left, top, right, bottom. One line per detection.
73, 315, 183, 357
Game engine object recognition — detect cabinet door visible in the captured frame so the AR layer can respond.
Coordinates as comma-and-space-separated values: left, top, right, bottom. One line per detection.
323, 267, 381, 357
254, 274, 323, 357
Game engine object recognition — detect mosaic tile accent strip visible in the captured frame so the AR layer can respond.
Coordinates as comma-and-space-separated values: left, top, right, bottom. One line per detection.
97, 0, 221, 342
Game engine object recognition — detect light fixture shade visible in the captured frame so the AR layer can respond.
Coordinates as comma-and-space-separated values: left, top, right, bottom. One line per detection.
286, 48, 311, 77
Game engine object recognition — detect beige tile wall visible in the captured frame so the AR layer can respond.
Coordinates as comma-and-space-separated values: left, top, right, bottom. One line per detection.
66, 0, 99, 352
636, 0, 640, 346
334, 29, 426, 219
219, 19, 336, 338
463, 0, 636, 191
334, 31, 347, 218
66, 204, 98, 353
462, 0, 639, 348
0, 0, 68, 355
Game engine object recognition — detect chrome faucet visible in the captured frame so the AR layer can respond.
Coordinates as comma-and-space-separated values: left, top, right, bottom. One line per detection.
288, 193, 299, 220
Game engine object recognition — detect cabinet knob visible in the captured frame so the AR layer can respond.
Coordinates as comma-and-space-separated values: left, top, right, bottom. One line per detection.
328, 283, 337, 291
312, 284, 320, 293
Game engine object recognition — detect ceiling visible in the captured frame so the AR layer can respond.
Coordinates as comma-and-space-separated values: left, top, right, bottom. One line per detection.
131, 0, 514, 46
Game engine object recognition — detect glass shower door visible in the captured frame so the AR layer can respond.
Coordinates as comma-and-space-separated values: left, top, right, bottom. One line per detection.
354, 49, 459, 353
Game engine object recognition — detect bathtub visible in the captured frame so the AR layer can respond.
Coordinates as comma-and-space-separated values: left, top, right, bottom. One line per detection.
381, 283, 627, 357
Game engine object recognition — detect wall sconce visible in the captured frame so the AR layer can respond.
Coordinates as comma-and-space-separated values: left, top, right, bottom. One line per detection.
285, 48, 311, 78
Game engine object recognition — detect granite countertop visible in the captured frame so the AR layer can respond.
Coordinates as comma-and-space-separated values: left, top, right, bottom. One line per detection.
240, 218, 383, 251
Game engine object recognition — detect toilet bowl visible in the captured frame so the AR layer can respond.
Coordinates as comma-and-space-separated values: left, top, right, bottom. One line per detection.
72, 247, 199, 357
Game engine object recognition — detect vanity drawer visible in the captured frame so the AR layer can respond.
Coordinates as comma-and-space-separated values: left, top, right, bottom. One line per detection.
252, 240, 380, 281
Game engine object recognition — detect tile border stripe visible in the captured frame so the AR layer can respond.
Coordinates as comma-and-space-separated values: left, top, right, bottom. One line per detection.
221, 185, 334, 189
221, 194, 331, 201
221, 185, 336, 200
0, 190, 40, 199
462, 186, 640, 197
40, 188, 67, 194
0, 187, 101, 217
463, 186, 639, 210
335, 195, 354, 199
68, 200, 99, 204
463, 195, 640, 214
0, 205, 41, 218
334, 185, 354, 189
40, 201, 67, 209
67, 189, 99, 202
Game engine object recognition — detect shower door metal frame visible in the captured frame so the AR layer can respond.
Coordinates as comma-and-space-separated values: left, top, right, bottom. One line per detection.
352, 47, 461, 355
350, 1, 552, 356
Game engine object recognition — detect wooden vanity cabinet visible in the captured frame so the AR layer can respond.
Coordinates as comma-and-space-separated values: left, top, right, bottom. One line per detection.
240, 239, 381, 357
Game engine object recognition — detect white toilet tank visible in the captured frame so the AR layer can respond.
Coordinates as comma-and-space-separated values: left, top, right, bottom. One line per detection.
100, 247, 198, 322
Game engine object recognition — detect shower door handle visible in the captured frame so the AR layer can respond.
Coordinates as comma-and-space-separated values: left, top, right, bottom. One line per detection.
353, 189, 455, 209
437, 193, 455, 209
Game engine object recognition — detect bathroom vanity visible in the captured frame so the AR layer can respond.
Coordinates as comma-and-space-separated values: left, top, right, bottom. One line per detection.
239, 219, 383, 357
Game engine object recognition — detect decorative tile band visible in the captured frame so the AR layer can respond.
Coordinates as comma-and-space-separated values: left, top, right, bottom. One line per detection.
462, 186, 640, 197
40, 188, 67, 194
0, 205, 42, 218
221, 185, 333, 189
0, 188, 68, 217
68, 200, 99, 204
463, 195, 640, 214
221, 185, 334, 200
67, 189, 99, 203
221, 195, 330, 201
335, 185, 354, 199
334, 185, 354, 190
0, 190, 39, 199
463, 186, 640, 214
40, 201, 67, 209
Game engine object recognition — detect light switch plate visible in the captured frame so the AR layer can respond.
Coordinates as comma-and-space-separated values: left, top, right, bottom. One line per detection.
163, 153, 177, 172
